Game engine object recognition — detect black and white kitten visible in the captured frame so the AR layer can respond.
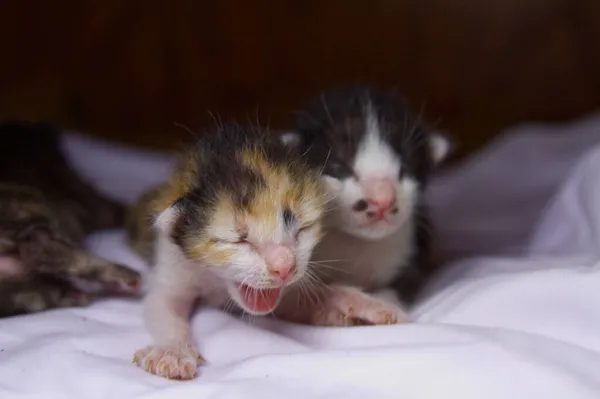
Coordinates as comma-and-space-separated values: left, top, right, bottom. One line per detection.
280, 86, 450, 325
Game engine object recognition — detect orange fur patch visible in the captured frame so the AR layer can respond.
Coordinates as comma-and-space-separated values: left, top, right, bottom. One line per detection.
186, 238, 236, 265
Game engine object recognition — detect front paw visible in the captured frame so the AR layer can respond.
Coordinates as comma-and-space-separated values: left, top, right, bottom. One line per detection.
133, 343, 204, 380
58, 290, 94, 308
313, 287, 410, 327
100, 264, 142, 295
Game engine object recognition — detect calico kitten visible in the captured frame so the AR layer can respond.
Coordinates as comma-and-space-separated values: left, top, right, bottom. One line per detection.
0, 122, 141, 317
126, 124, 326, 380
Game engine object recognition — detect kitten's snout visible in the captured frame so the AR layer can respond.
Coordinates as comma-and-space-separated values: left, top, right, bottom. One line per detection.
261, 243, 296, 284
353, 179, 398, 220
368, 180, 396, 211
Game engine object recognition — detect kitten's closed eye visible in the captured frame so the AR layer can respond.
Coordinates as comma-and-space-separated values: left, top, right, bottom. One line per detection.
296, 222, 316, 238
212, 234, 249, 245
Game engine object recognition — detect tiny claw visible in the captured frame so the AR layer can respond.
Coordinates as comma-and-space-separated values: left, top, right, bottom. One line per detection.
183, 364, 196, 379
148, 359, 156, 374
132, 356, 138, 365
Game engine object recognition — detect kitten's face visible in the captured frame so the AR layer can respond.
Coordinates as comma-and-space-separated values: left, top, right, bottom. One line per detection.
201, 189, 323, 315
160, 148, 325, 315
318, 112, 420, 240
290, 88, 449, 241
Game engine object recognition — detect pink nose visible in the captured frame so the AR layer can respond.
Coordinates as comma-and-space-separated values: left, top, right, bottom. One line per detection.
261, 243, 296, 283
269, 264, 295, 282
365, 180, 396, 216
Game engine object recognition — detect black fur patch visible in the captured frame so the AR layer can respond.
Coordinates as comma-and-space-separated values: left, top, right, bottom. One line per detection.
389, 201, 436, 306
283, 207, 296, 227
295, 85, 436, 186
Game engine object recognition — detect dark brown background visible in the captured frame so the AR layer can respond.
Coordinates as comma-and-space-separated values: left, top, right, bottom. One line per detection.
1, 0, 599, 160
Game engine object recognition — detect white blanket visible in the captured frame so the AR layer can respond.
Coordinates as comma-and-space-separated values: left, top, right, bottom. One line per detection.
2, 114, 600, 399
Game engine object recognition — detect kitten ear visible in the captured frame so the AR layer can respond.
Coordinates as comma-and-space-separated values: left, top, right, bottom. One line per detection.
429, 131, 452, 164
154, 202, 182, 235
279, 131, 302, 149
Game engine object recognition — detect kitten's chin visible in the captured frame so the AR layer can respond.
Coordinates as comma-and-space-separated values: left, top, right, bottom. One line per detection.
338, 217, 404, 241
345, 225, 398, 241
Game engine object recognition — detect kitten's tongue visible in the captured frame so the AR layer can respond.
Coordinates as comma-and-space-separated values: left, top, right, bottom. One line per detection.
236, 283, 282, 313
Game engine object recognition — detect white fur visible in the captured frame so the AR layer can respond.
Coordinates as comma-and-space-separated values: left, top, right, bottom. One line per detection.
430, 131, 451, 164
354, 105, 402, 179
154, 205, 179, 235
143, 232, 229, 346
279, 131, 301, 148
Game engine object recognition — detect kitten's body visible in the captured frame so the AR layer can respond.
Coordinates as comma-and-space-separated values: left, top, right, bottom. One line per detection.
311, 216, 415, 291
0, 122, 141, 317
280, 86, 449, 324
127, 124, 327, 380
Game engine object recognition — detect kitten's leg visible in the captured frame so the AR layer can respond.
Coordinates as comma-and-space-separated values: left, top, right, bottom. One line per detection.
277, 284, 410, 327
0, 278, 92, 317
57, 250, 142, 296
16, 223, 142, 296
133, 256, 203, 380
316, 285, 410, 326
15, 220, 78, 271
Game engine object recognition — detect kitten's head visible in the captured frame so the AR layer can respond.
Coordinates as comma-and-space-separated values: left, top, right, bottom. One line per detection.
153, 126, 325, 315
283, 86, 450, 241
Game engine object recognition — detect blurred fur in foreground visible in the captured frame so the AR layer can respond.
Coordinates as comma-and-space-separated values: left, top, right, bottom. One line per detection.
0, 122, 141, 317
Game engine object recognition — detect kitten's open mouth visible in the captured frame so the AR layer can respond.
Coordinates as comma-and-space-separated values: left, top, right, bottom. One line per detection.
234, 283, 282, 314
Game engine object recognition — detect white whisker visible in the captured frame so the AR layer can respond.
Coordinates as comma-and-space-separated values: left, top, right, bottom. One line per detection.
301, 272, 325, 306
319, 148, 332, 178
308, 261, 351, 275
320, 93, 335, 128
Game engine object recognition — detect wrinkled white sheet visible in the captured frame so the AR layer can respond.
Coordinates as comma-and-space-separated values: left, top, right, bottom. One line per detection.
2, 113, 600, 398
